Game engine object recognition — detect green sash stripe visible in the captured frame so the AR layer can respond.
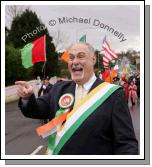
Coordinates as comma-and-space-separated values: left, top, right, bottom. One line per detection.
53, 85, 120, 155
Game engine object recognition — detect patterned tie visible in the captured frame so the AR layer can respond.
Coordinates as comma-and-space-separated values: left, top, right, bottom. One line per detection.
74, 85, 84, 107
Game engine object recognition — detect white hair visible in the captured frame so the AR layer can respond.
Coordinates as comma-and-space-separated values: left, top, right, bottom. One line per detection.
68, 42, 95, 56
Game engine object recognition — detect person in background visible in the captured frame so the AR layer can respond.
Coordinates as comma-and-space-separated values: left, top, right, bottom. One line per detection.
128, 80, 137, 106
38, 77, 53, 124
38, 77, 53, 97
123, 79, 129, 103
135, 73, 140, 101
36, 76, 41, 90
112, 76, 120, 85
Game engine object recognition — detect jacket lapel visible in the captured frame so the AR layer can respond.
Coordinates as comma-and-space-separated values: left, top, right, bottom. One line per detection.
89, 77, 103, 93
68, 81, 76, 96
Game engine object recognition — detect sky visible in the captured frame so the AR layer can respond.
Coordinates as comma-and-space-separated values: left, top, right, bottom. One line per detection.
6, 5, 140, 53
31, 5, 140, 53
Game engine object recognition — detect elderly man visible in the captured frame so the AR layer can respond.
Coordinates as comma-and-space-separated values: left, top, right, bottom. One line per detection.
16, 42, 138, 155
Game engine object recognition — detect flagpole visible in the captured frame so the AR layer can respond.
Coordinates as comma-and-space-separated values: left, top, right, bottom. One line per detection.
42, 35, 47, 79
102, 34, 106, 70
42, 61, 46, 78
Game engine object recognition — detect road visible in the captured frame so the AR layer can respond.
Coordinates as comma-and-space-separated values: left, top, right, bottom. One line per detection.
5, 101, 48, 155
5, 100, 140, 155
129, 101, 140, 151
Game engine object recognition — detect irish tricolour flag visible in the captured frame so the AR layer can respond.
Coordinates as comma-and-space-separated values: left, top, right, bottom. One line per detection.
21, 35, 46, 68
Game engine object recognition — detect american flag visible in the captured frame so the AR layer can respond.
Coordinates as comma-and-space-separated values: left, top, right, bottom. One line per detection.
100, 37, 118, 68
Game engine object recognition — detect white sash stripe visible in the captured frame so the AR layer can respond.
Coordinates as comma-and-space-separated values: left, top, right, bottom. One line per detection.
42, 127, 57, 138
42, 124, 61, 138
54, 83, 115, 149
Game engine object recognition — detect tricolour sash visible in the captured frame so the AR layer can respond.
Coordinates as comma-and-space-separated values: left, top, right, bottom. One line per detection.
50, 82, 120, 155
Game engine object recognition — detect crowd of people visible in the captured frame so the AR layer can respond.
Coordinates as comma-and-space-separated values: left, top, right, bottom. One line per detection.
112, 72, 140, 107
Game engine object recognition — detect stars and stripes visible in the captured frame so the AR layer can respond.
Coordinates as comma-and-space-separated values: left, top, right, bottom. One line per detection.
100, 37, 118, 69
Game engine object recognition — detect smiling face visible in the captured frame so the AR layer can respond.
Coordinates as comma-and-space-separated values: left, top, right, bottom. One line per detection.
68, 43, 96, 85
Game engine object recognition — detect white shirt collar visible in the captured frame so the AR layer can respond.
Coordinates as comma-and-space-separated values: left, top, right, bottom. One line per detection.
76, 73, 97, 93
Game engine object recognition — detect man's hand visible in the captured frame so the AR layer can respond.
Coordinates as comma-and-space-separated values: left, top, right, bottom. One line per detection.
15, 81, 34, 100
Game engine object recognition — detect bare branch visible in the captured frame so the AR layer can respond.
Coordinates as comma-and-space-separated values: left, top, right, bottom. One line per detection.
51, 30, 69, 52
5, 5, 30, 28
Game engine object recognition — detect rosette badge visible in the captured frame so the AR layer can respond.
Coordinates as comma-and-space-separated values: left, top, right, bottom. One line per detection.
59, 93, 74, 109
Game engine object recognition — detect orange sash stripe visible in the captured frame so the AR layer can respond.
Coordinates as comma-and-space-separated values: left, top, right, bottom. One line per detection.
36, 109, 70, 136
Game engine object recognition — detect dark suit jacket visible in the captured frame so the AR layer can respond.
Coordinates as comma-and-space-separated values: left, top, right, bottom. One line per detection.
19, 78, 138, 155
38, 83, 53, 97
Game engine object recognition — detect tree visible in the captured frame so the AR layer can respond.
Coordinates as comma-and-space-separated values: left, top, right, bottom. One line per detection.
5, 43, 32, 86
5, 5, 30, 29
122, 49, 139, 65
94, 50, 104, 73
57, 52, 70, 78
5, 26, 10, 44
7, 9, 59, 79
52, 30, 69, 52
